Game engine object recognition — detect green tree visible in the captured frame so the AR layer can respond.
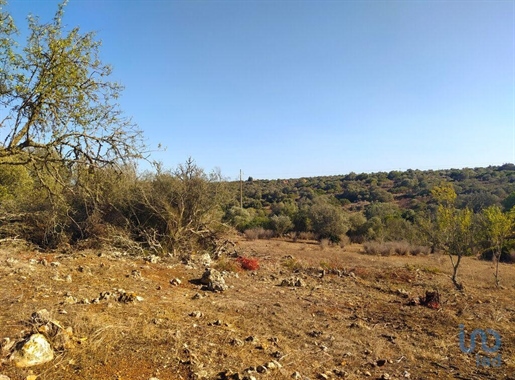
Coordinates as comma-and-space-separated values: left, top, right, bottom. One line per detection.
432, 182, 477, 290
0, 1, 144, 189
482, 205, 514, 286
270, 215, 293, 236
307, 197, 349, 242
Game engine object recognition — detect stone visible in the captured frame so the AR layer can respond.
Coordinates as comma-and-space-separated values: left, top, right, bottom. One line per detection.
280, 277, 305, 287
197, 252, 212, 267
1, 338, 14, 354
144, 255, 160, 264
170, 278, 182, 286
200, 268, 228, 292
0, 375, 10, 380
291, 372, 302, 379
10, 334, 54, 367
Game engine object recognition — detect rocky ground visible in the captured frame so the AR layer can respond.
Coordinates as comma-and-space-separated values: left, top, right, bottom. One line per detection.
0, 237, 513, 380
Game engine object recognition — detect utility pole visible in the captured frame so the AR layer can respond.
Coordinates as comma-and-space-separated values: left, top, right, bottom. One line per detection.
240, 169, 243, 209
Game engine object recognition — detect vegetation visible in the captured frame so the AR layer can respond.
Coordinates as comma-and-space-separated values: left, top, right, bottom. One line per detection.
1, 2, 515, 292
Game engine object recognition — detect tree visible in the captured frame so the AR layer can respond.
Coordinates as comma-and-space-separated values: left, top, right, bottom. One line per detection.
307, 197, 349, 242
0, 1, 144, 190
482, 205, 514, 287
432, 182, 477, 290
270, 215, 293, 236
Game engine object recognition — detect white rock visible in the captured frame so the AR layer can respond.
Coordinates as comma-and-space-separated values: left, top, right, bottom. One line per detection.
10, 334, 54, 367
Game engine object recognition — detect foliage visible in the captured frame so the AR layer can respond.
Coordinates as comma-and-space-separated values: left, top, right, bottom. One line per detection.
432, 183, 477, 290
270, 214, 293, 236
236, 257, 260, 271
482, 205, 514, 286
0, 1, 144, 191
307, 197, 349, 242
128, 159, 229, 254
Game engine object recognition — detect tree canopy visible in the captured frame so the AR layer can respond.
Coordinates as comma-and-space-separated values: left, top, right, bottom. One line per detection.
0, 0, 144, 187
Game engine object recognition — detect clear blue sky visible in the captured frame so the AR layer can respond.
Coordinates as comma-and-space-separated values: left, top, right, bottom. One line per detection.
6, 0, 515, 180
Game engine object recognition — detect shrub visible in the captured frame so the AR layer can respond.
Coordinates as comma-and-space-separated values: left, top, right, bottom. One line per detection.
363, 241, 431, 257
243, 228, 274, 240
214, 258, 241, 272
319, 238, 330, 250
282, 257, 303, 271
296, 231, 317, 241
237, 257, 260, 271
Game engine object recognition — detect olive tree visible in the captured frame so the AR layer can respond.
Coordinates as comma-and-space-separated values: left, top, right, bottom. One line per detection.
0, 1, 144, 189
432, 182, 477, 290
482, 205, 514, 287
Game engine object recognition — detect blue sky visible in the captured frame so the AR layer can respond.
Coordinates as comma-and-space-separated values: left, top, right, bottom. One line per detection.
5, 0, 515, 180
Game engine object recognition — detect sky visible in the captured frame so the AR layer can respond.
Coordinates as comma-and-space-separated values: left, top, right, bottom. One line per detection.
4, 0, 515, 180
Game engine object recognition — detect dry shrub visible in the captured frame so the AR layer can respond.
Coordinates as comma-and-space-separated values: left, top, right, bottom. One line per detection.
244, 228, 274, 240
297, 231, 316, 241
214, 257, 241, 272
338, 234, 350, 248
282, 257, 303, 271
319, 238, 330, 250
410, 245, 431, 256
364, 241, 431, 257
392, 241, 411, 256
236, 257, 260, 271
363, 241, 393, 256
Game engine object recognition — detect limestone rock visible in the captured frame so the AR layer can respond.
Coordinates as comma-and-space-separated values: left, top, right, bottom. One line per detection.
200, 268, 228, 292
10, 334, 54, 367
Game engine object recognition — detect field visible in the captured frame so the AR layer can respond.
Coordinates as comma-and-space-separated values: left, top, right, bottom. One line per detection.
0, 237, 513, 380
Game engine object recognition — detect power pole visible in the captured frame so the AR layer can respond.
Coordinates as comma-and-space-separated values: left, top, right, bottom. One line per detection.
240, 169, 243, 209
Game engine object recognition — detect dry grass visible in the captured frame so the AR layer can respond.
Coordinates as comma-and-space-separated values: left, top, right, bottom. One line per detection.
0, 238, 513, 379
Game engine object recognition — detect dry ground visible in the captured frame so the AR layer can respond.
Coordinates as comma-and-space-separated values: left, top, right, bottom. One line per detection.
0, 237, 514, 380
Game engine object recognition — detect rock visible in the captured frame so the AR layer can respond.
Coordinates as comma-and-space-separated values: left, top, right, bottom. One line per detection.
230, 338, 244, 347
291, 372, 302, 379
189, 311, 203, 318
197, 252, 212, 267
280, 277, 305, 287
1, 338, 14, 354
144, 255, 160, 264
170, 278, 182, 286
64, 295, 78, 304
0, 375, 10, 380
10, 334, 54, 367
256, 365, 267, 373
30, 309, 51, 325
65, 274, 72, 283
381, 374, 390, 380
266, 360, 282, 369
131, 270, 142, 279
117, 291, 139, 303
200, 268, 228, 292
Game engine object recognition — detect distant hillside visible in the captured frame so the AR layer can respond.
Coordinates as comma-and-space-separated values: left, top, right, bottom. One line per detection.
235, 164, 515, 213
